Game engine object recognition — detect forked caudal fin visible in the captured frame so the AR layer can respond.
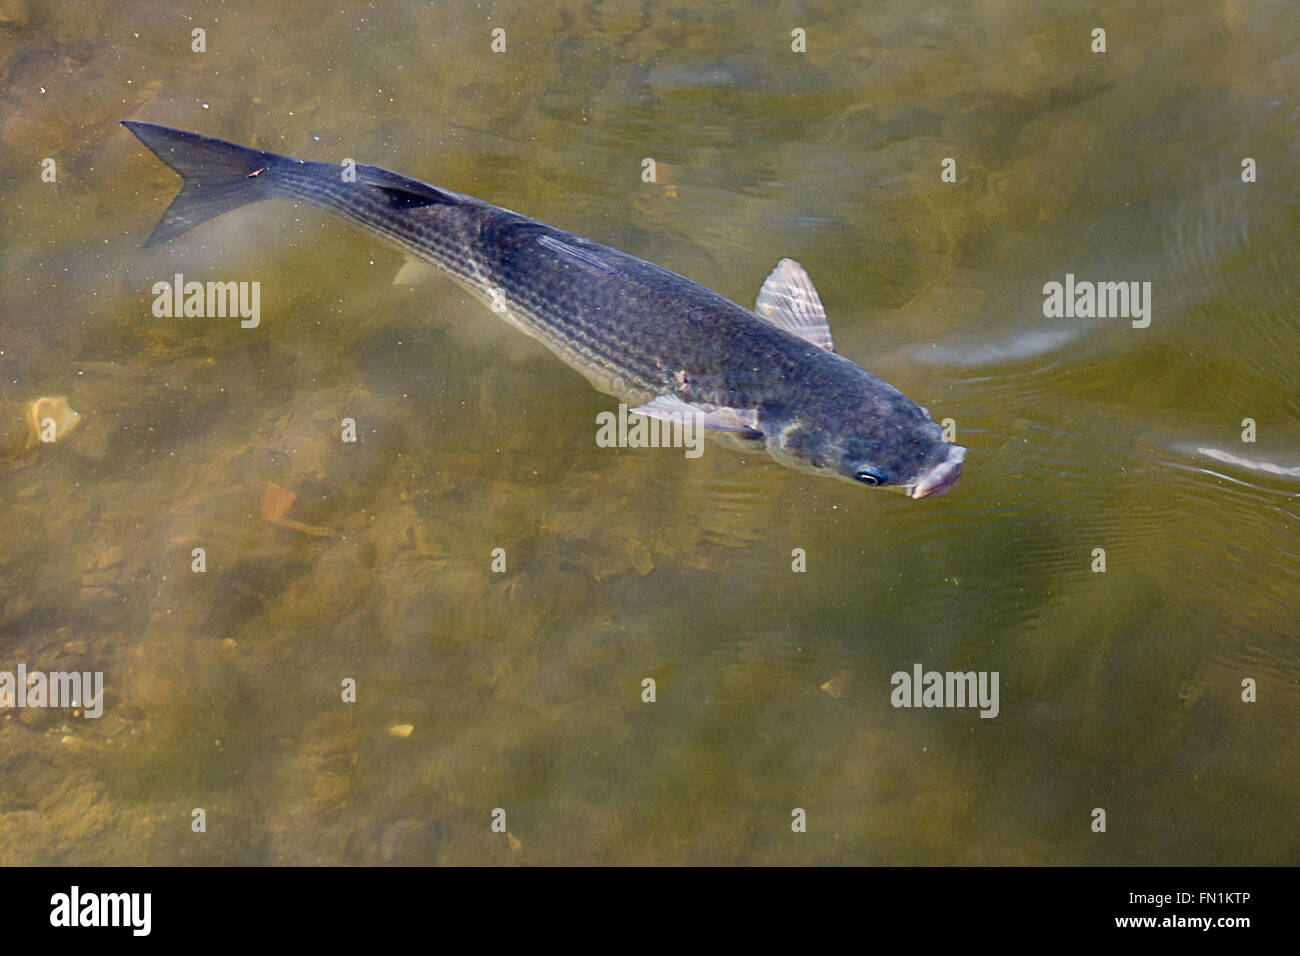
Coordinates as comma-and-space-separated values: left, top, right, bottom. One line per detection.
121, 121, 285, 247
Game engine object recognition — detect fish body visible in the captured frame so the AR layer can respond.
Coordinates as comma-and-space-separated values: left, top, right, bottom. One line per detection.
122, 121, 965, 497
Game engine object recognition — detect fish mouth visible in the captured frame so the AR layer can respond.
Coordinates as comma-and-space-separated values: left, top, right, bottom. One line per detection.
910, 446, 966, 499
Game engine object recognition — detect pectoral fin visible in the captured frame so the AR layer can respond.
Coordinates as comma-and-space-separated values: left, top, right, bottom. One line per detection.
755, 258, 835, 352
631, 394, 761, 435
536, 234, 617, 273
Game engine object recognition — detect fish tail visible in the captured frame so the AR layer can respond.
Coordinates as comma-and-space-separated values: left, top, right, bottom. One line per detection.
121, 121, 286, 247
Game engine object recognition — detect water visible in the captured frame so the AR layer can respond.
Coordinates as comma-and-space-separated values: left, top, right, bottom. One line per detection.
1, 0, 1296, 864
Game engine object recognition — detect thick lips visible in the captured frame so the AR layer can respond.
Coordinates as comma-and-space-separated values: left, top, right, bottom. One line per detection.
910, 445, 966, 499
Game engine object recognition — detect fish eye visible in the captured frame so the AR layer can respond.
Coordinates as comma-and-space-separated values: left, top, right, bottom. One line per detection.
854, 467, 888, 486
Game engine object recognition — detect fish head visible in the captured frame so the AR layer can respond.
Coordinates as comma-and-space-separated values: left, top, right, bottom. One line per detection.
761, 381, 966, 498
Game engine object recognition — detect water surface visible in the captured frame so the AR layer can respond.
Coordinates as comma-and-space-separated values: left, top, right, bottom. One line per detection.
0, 0, 1296, 864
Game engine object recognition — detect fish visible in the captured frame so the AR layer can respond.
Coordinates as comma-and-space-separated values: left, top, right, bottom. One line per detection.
121, 121, 966, 497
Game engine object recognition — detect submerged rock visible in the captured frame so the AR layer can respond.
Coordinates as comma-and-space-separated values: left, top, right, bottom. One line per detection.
1, 396, 81, 457
24, 396, 80, 450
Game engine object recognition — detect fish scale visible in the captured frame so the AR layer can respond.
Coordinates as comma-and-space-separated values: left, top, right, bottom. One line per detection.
269, 157, 784, 404
122, 120, 966, 497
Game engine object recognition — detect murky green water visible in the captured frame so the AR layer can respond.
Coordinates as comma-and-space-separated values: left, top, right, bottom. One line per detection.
1, 0, 1296, 864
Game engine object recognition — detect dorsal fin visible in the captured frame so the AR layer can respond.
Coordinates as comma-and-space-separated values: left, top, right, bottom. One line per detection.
755, 258, 834, 352
358, 165, 458, 209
